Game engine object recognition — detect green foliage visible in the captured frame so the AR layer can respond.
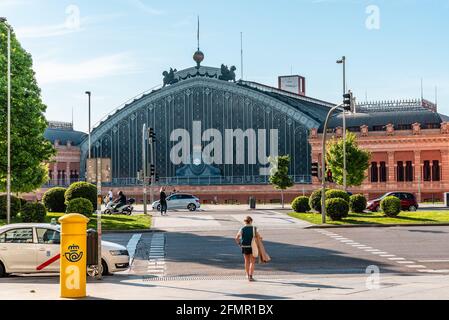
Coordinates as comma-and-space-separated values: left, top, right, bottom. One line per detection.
0, 24, 55, 193
350, 194, 367, 213
66, 198, 94, 216
326, 132, 371, 187
43, 187, 67, 212
309, 188, 328, 213
269, 155, 294, 190
0, 194, 21, 219
65, 182, 97, 209
325, 189, 350, 202
269, 155, 294, 208
380, 196, 401, 217
291, 196, 310, 213
326, 198, 349, 221
21, 202, 47, 223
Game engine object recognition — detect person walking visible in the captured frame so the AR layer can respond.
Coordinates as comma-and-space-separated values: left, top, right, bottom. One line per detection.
159, 187, 168, 216
108, 189, 113, 202
235, 216, 260, 282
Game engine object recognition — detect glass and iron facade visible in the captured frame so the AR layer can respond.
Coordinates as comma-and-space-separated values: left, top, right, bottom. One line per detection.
79, 65, 333, 186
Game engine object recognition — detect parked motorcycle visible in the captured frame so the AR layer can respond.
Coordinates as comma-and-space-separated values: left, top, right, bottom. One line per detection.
103, 197, 135, 215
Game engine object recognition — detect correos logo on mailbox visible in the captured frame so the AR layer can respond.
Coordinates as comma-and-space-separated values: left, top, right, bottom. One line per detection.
64, 244, 83, 263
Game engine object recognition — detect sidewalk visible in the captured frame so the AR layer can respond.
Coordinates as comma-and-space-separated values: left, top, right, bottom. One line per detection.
1, 273, 449, 300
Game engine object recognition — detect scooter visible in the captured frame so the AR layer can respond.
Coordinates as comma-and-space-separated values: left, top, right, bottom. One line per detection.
103, 197, 135, 215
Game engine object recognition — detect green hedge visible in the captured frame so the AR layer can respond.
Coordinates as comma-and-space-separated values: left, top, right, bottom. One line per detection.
325, 189, 350, 203
66, 198, 94, 216
43, 187, 67, 212
0, 195, 21, 219
21, 202, 47, 223
309, 189, 328, 213
65, 182, 97, 210
380, 196, 401, 217
292, 196, 311, 213
349, 194, 367, 213
326, 198, 349, 221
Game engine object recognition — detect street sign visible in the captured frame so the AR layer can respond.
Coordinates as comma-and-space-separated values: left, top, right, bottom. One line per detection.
86, 158, 112, 183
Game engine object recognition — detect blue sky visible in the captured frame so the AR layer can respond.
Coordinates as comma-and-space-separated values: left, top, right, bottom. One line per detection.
2, 0, 449, 133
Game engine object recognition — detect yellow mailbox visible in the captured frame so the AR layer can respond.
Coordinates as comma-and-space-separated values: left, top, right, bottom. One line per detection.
58, 213, 90, 298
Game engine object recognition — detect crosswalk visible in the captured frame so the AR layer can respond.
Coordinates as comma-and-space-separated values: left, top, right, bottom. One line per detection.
147, 233, 166, 277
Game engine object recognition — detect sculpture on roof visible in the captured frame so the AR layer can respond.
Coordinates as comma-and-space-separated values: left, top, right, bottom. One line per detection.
163, 68, 178, 87
219, 64, 236, 82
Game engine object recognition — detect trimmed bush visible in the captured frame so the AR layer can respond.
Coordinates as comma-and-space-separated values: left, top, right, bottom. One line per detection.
380, 196, 401, 217
43, 187, 67, 212
326, 198, 349, 221
66, 198, 94, 216
21, 202, 47, 223
19, 198, 28, 207
0, 195, 21, 219
350, 194, 367, 213
65, 182, 97, 209
309, 189, 328, 213
292, 196, 311, 213
325, 189, 350, 203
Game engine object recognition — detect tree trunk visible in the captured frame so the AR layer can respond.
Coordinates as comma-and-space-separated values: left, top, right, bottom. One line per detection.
281, 190, 284, 209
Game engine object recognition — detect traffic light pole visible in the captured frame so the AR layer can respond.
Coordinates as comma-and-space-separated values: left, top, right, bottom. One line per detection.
149, 132, 155, 205
321, 103, 344, 224
142, 124, 148, 215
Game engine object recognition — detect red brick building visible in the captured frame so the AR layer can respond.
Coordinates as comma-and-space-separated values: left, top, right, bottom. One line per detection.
310, 99, 449, 202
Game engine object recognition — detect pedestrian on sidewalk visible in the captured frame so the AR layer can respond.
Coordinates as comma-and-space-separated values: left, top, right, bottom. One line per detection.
235, 216, 260, 282
159, 187, 168, 216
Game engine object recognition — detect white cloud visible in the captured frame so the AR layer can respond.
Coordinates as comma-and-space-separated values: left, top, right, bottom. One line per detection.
34, 53, 138, 84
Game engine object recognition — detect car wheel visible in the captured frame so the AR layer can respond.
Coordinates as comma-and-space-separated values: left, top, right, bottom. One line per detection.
409, 205, 417, 212
87, 259, 110, 277
104, 209, 112, 215
375, 206, 381, 212
187, 203, 197, 212
0, 261, 6, 278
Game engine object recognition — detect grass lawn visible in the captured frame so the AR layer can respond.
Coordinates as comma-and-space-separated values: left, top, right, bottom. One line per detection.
289, 210, 449, 226
1, 212, 152, 231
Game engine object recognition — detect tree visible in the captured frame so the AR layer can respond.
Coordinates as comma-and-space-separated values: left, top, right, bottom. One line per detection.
326, 132, 371, 187
269, 155, 294, 208
0, 23, 55, 193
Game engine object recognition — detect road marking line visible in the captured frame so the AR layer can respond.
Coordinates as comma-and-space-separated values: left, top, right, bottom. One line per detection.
406, 265, 427, 269
371, 252, 388, 255
365, 249, 381, 252
417, 259, 449, 263
380, 255, 396, 257
396, 261, 415, 264
126, 234, 142, 265
388, 258, 406, 261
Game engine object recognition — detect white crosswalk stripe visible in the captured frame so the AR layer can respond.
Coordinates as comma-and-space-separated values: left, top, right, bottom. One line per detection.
147, 233, 166, 277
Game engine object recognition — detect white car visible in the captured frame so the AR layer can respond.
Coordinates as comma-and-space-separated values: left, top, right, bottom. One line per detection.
0, 223, 130, 277
152, 193, 201, 212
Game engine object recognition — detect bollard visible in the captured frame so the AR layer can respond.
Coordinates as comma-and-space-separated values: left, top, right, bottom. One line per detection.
58, 213, 89, 298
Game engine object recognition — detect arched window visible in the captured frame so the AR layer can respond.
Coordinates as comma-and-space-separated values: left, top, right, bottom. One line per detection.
423, 161, 431, 181
397, 161, 405, 182
379, 162, 387, 182
432, 161, 440, 181
405, 161, 413, 182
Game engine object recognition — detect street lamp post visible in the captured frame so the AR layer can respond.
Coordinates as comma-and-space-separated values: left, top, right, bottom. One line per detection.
85, 91, 92, 159
336, 56, 347, 191
321, 103, 345, 224
1, 18, 12, 224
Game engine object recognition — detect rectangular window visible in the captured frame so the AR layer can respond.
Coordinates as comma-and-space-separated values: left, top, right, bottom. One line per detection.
379, 162, 387, 182
371, 162, 379, 183
432, 160, 441, 181
397, 162, 405, 182
423, 161, 431, 181
405, 161, 413, 182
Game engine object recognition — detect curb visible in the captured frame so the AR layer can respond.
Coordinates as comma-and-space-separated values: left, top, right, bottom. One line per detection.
305, 223, 449, 229
102, 229, 156, 234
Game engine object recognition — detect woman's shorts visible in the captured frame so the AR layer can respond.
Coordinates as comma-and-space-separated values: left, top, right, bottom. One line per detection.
242, 247, 253, 255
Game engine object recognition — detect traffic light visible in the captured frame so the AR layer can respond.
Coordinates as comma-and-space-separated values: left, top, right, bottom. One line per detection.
343, 91, 353, 111
155, 173, 159, 183
326, 169, 333, 183
148, 128, 156, 143
311, 162, 319, 177
150, 164, 155, 176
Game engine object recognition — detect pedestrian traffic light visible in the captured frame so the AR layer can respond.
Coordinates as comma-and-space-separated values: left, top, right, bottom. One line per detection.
155, 173, 159, 183
326, 169, 333, 183
150, 164, 155, 176
311, 162, 319, 177
343, 91, 353, 111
